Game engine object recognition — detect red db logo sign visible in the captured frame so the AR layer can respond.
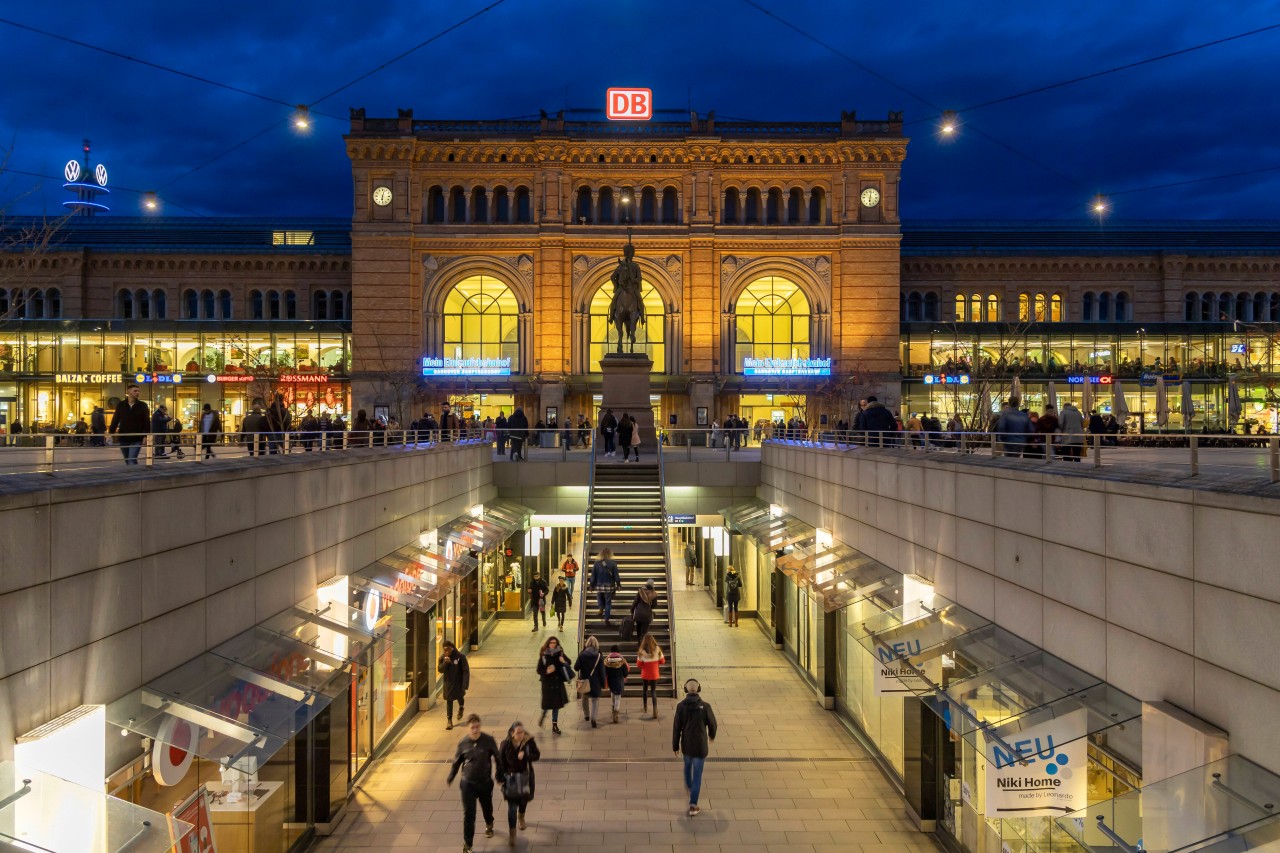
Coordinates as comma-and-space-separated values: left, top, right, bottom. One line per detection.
607, 88, 652, 121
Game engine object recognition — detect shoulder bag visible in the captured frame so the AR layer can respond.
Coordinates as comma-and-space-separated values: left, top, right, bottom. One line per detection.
576, 652, 601, 698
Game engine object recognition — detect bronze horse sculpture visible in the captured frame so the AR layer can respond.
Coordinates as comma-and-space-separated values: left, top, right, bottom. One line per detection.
608, 243, 646, 353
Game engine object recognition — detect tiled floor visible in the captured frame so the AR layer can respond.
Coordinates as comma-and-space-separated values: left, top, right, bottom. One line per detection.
317, 581, 939, 852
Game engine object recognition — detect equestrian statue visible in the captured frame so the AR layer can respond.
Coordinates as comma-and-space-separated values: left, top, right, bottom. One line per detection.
608, 242, 646, 354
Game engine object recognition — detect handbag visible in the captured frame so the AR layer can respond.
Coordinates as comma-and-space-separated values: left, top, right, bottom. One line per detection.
503, 770, 530, 800
575, 651, 601, 697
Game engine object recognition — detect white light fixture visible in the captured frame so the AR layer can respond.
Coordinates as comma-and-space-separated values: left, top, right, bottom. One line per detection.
712, 527, 729, 557
769, 503, 783, 518
15, 705, 106, 791
525, 529, 541, 558
816, 527, 833, 550
903, 573, 936, 611
470, 504, 484, 518
702, 526, 711, 539
419, 529, 437, 549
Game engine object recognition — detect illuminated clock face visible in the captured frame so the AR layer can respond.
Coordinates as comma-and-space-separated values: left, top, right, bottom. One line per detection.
373, 186, 393, 206
860, 187, 881, 207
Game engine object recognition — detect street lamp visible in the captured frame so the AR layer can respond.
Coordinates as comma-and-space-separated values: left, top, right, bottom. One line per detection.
940, 110, 959, 137
293, 105, 311, 132
620, 189, 633, 241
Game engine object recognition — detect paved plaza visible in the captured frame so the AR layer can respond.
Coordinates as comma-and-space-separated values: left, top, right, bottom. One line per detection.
317, 582, 937, 853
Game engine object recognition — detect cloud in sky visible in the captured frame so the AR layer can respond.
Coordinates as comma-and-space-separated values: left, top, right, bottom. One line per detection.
2, 0, 1278, 220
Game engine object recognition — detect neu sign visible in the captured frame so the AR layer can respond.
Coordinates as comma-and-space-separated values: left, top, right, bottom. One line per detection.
607, 88, 652, 120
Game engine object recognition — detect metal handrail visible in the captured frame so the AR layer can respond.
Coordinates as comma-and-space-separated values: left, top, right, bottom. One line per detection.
576, 435, 599, 653
656, 435, 678, 694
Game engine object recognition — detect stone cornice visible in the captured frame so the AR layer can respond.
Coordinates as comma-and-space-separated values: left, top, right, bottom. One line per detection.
80, 256, 350, 274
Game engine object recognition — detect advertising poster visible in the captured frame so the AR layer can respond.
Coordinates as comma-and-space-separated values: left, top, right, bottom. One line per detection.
983, 709, 1087, 818
873, 647, 943, 695
172, 786, 218, 853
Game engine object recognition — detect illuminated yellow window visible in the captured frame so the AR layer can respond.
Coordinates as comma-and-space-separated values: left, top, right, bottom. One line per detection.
954, 294, 965, 321
1019, 293, 1031, 322
272, 230, 315, 246
1050, 293, 1063, 322
970, 294, 982, 322
733, 276, 811, 372
442, 276, 520, 370
589, 280, 665, 372
987, 294, 1000, 321
1034, 293, 1047, 322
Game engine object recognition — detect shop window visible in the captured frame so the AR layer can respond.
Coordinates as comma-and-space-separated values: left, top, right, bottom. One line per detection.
733, 276, 811, 372
218, 289, 232, 319
184, 289, 199, 319
661, 187, 678, 223
442, 275, 520, 371
251, 290, 265, 320
515, 186, 531, 223
589, 278, 664, 373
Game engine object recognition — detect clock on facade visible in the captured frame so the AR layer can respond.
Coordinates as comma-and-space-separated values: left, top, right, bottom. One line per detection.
372, 186, 393, 206
860, 187, 881, 207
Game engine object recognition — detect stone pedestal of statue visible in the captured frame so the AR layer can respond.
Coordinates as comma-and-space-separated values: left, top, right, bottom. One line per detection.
599, 353, 655, 450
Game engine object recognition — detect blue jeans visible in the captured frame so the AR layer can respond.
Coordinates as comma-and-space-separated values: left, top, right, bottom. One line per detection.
119, 442, 142, 464
565, 576, 576, 602
597, 589, 614, 621
683, 755, 705, 805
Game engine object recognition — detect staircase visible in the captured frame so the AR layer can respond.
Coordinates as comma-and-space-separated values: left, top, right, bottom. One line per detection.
578, 451, 676, 697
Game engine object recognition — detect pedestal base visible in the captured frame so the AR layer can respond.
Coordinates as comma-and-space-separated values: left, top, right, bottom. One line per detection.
599, 353, 655, 449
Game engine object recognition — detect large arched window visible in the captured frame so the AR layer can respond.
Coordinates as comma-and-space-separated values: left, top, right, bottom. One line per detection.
184, 289, 199, 319
733, 276, 810, 372
443, 276, 520, 371
588, 279, 665, 373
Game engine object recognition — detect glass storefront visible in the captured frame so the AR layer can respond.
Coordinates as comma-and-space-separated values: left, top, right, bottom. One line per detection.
0, 322, 350, 435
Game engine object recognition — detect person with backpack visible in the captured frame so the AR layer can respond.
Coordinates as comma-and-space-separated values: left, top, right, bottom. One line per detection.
603, 644, 630, 724
536, 636, 571, 735
573, 636, 606, 728
446, 714, 503, 853
724, 565, 744, 628
560, 554, 578, 604
630, 580, 660, 643
498, 721, 540, 846
637, 633, 666, 720
673, 678, 718, 817
589, 548, 621, 625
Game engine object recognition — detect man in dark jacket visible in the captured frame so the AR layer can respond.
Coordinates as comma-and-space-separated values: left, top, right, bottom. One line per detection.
527, 570, 549, 632
241, 403, 270, 457
199, 404, 223, 459
446, 713, 503, 852
858, 396, 899, 446
438, 639, 471, 729
673, 679, 718, 817
589, 548, 622, 625
150, 405, 172, 458
89, 406, 107, 446
494, 411, 508, 456
506, 407, 529, 461
108, 384, 150, 464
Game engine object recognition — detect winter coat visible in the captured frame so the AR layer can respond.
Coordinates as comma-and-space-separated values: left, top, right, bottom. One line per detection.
151, 410, 172, 435
995, 408, 1033, 445
437, 648, 470, 701
1058, 404, 1086, 445
447, 733, 503, 787
90, 408, 107, 434
498, 735, 540, 802
507, 410, 529, 441
528, 577, 549, 610
109, 399, 150, 437
603, 652, 630, 695
631, 587, 660, 631
1035, 413, 1060, 435
672, 694, 718, 758
590, 558, 620, 593
1088, 413, 1106, 434
573, 648, 607, 698
637, 647, 665, 682
617, 418, 635, 447
725, 570, 744, 603
242, 409, 269, 434
200, 412, 224, 435
537, 648, 572, 710
859, 402, 898, 434
551, 584, 570, 614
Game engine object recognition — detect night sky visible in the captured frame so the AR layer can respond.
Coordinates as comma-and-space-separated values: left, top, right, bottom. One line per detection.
2, 0, 1278, 221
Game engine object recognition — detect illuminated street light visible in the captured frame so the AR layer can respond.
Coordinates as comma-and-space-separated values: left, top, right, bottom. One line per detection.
940, 110, 959, 136
293, 105, 311, 131
1092, 194, 1109, 215
142, 191, 158, 212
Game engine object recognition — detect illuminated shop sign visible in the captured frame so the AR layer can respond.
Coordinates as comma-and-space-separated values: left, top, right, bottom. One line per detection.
54, 373, 120, 384
134, 372, 182, 384
205, 374, 255, 384
606, 87, 652, 120
1065, 375, 1113, 384
421, 357, 512, 377
277, 373, 335, 383
1231, 343, 1247, 354
742, 357, 832, 377
1139, 373, 1181, 387
921, 374, 970, 385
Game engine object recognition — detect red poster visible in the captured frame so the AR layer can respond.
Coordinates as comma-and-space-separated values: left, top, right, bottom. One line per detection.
172, 786, 219, 853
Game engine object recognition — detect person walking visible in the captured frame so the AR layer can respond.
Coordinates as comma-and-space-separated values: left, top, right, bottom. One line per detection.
150, 405, 172, 458
673, 679, 718, 817
438, 639, 470, 730
89, 405, 107, 447
630, 580, 660, 643
724, 565, 744, 627
494, 411, 508, 457
507, 407, 529, 461
616, 412, 635, 462
995, 399, 1033, 457
637, 633, 666, 720
551, 576, 569, 631
498, 721, 540, 846
536, 636, 571, 735
683, 540, 697, 586
198, 403, 222, 459
560, 554, 578, 604
573, 636, 606, 728
599, 408, 618, 457
603, 644, 630, 723
242, 403, 270, 456
446, 714, 503, 853
528, 570, 549, 632
108, 384, 150, 465
1059, 400, 1086, 461
589, 548, 621, 625
859, 396, 899, 446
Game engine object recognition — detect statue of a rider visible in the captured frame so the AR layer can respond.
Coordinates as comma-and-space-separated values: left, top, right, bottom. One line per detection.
608, 242, 646, 353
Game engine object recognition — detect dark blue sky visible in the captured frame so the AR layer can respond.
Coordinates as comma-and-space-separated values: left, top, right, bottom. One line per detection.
3, 0, 1278, 221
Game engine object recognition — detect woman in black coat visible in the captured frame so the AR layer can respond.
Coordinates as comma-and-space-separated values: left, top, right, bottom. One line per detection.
437, 639, 469, 730
573, 636, 607, 727
498, 721, 541, 843
536, 636, 572, 734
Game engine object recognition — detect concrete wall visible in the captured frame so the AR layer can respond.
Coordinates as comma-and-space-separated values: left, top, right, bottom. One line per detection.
759, 444, 1280, 773
492, 458, 760, 516
0, 444, 493, 761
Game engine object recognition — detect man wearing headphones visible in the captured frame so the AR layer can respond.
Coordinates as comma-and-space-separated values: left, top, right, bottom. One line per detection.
672, 678, 718, 817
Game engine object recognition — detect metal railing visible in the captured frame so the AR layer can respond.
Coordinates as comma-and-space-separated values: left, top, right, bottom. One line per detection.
576, 437, 599, 654
0, 430, 486, 476
656, 435, 678, 694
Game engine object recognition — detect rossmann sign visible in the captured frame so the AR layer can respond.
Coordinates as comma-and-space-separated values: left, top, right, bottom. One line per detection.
607, 88, 652, 120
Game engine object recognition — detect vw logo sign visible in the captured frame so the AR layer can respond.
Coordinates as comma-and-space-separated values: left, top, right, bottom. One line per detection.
94, 164, 108, 187
64, 160, 81, 182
